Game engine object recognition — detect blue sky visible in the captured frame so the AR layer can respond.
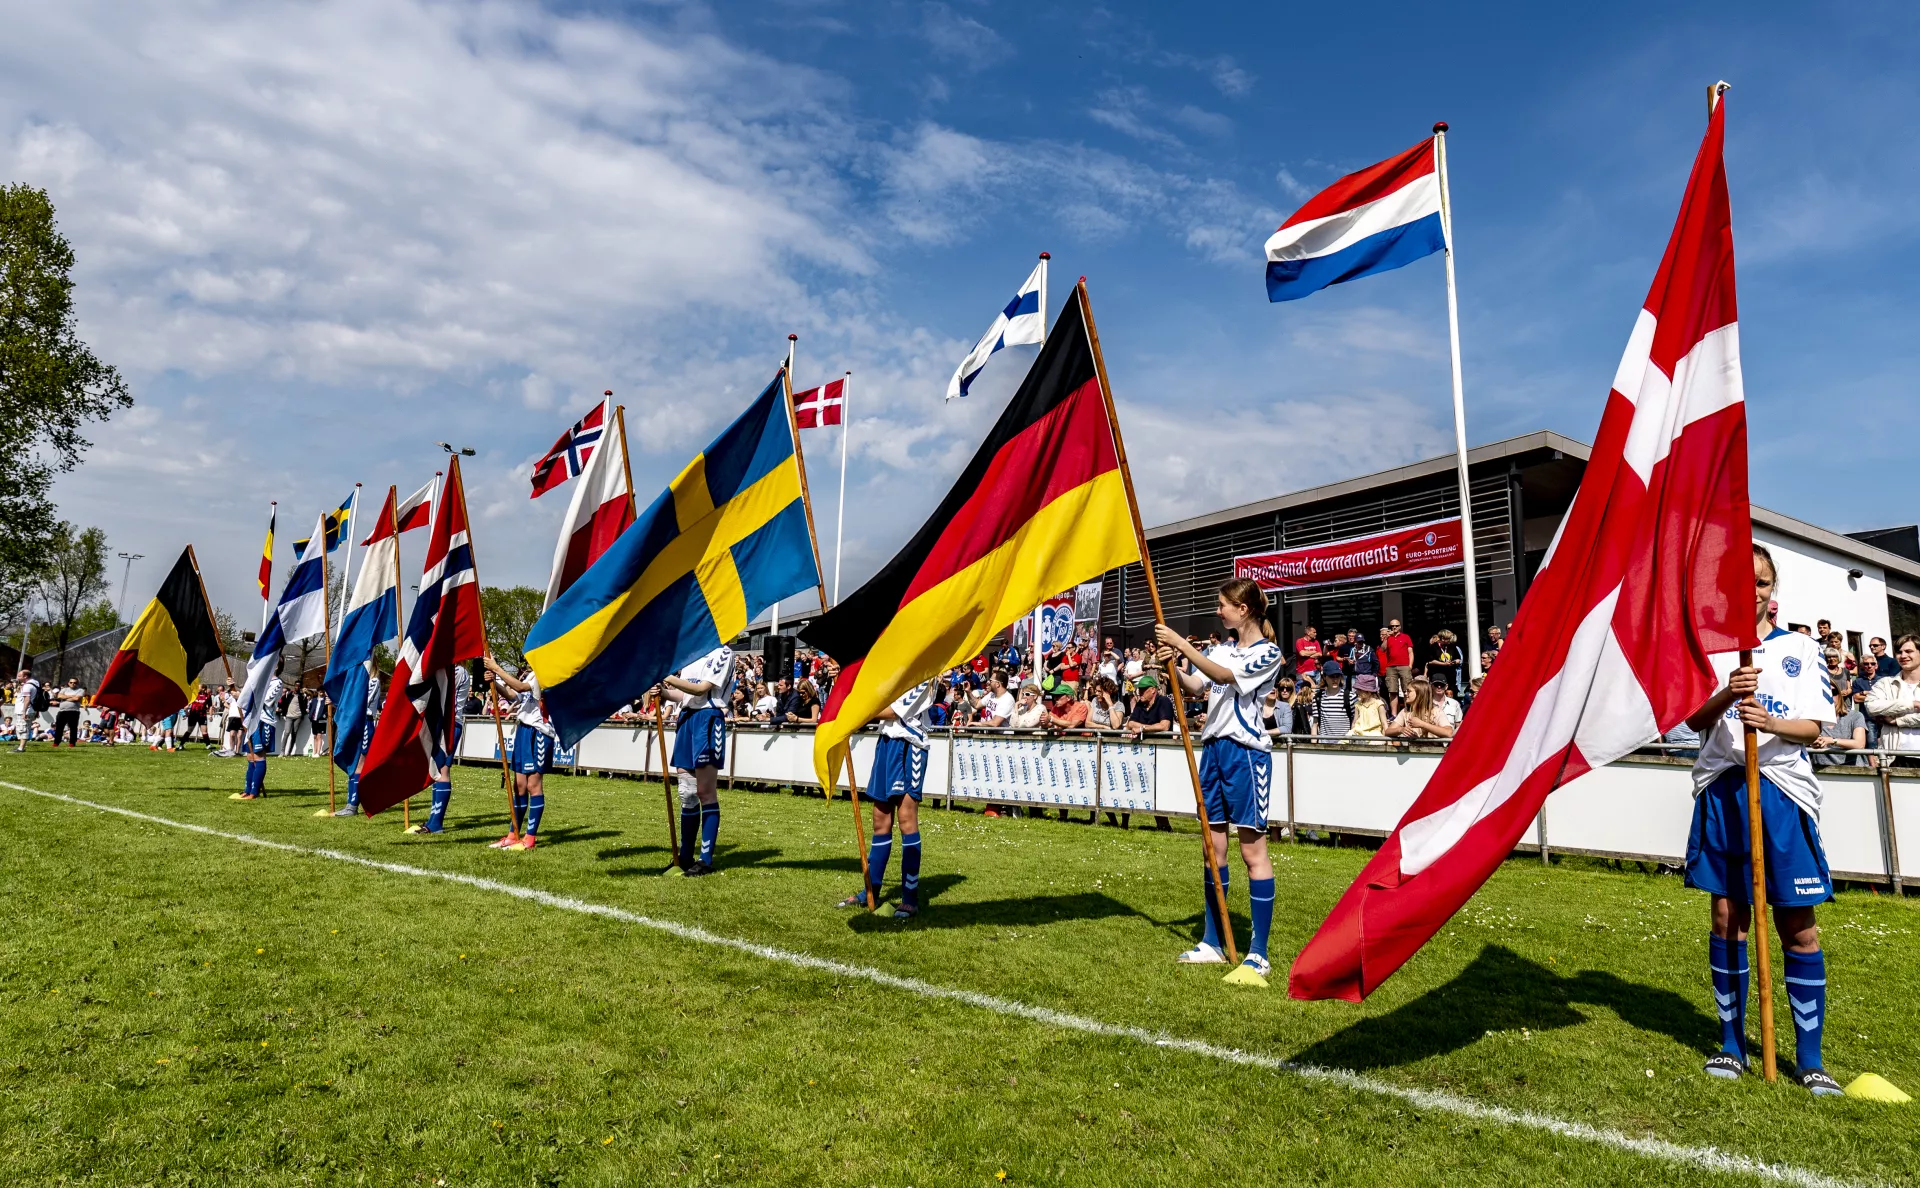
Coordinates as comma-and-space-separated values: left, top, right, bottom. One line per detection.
6, 0, 1916, 618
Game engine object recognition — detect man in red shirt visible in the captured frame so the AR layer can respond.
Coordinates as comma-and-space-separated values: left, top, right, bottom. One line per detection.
1382, 619, 1415, 713
1294, 626, 1322, 675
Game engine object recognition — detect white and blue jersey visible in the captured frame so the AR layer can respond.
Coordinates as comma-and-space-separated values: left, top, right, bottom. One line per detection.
250, 676, 285, 754
505, 674, 557, 774
670, 646, 734, 771
1686, 628, 1837, 906
867, 681, 936, 803
1199, 639, 1284, 752
879, 681, 936, 750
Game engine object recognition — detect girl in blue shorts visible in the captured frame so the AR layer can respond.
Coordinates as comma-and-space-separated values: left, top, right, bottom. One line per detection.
1154, 577, 1284, 986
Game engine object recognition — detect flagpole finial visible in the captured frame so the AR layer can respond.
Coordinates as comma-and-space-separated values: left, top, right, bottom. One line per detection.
1039, 251, 1050, 260
1709, 80, 1731, 113
603, 389, 612, 396
1432, 121, 1448, 134
788, 333, 798, 342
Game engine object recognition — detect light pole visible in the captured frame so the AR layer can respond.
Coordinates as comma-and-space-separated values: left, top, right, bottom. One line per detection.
115, 552, 144, 625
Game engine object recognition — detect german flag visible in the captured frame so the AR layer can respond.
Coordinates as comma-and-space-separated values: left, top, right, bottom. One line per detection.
802, 281, 1141, 787
95, 548, 227, 722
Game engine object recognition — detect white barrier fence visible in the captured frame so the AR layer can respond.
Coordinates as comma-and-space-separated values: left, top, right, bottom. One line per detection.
460, 721, 1916, 891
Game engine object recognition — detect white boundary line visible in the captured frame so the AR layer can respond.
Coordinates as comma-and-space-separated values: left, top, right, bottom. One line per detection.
4, 779, 1865, 1188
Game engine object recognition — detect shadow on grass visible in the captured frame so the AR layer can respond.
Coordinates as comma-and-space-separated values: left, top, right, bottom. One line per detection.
1291, 945, 1718, 1071
852, 886, 1159, 933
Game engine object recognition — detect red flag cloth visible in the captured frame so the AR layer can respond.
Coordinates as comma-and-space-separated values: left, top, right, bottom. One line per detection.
528, 400, 608, 498
1289, 99, 1755, 1002
792, 378, 845, 428
544, 403, 635, 607
356, 457, 488, 816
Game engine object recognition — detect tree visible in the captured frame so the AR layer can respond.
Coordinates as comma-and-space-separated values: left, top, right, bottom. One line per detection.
36, 523, 109, 682
212, 607, 246, 664
480, 585, 544, 673
0, 185, 132, 594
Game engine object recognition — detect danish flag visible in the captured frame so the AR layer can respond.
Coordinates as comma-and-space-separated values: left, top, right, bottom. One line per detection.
792, 378, 845, 429
1290, 95, 1756, 1001
529, 399, 608, 498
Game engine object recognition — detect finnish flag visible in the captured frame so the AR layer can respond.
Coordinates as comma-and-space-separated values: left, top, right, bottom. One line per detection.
946, 255, 1047, 400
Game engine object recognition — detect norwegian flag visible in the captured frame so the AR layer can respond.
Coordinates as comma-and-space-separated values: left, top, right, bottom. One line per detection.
1290, 96, 1755, 1001
356, 456, 489, 817
529, 399, 608, 498
792, 377, 845, 428
544, 401, 635, 607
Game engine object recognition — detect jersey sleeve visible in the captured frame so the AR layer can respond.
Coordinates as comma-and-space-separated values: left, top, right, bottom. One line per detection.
1798, 642, 1837, 724
1222, 642, 1284, 695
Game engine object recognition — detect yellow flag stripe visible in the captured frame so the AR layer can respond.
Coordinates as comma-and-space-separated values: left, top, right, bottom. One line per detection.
526, 455, 803, 682
813, 468, 1138, 789
120, 599, 193, 690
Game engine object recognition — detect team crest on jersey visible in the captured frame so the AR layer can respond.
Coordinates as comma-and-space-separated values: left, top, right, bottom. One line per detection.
1782, 656, 1802, 678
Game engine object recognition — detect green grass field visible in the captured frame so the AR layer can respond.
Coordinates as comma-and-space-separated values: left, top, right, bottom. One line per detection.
2, 745, 1915, 1186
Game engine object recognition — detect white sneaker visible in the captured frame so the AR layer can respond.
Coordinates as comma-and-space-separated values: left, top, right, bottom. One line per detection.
1238, 953, 1272, 977
1176, 942, 1228, 965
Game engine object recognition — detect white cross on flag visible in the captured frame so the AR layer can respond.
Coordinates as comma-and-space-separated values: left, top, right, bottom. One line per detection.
793, 378, 845, 429
529, 399, 608, 499
1290, 96, 1757, 1001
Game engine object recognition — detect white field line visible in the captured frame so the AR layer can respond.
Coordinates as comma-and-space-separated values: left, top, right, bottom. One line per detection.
4, 779, 1867, 1188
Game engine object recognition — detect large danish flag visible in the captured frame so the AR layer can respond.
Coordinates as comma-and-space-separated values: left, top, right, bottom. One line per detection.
1290, 97, 1757, 1001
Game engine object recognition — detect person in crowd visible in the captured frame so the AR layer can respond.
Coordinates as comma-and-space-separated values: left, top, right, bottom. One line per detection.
1812, 683, 1869, 768
727, 685, 750, 722
236, 667, 285, 800
1485, 624, 1505, 664
51, 676, 84, 747
1086, 677, 1122, 730
12, 667, 40, 753
1425, 629, 1461, 691
782, 678, 821, 725
926, 684, 951, 729
1317, 643, 1344, 684
661, 643, 735, 875
1868, 636, 1897, 679
1153, 577, 1284, 983
1046, 686, 1089, 731
1348, 630, 1377, 686
979, 677, 1014, 727
750, 681, 777, 722
409, 661, 471, 835
1865, 634, 1920, 767
482, 657, 556, 852
1122, 675, 1174, 738
280, 682, 305, 757
1312, 669, 1353, 738
1009, 684, 1046, 730
222, 681, 244, 755
839, 679, 937, 918
1683, 543, 1841, 1095
1123, 648, 1145, 682
1346, 673, 1388, 738
1385, 675, 1454, 740
1294, 625, 1322, 676
1262, 680, 1295, 737
1433, 679, 1464, 731
1290, 678, 1316, 734
1381, 619, 1415, 714
1847, 658, 1879, 749
1823, 649, 1848, 709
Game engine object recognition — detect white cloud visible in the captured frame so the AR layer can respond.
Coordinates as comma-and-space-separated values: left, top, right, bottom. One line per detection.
1275, 167, 1311, 201
919, 4, 1013, 69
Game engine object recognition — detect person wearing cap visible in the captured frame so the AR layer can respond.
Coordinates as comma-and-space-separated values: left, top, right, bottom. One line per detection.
1347, 673, 1388, 737
1046, 686, 1089, 731
1121, 675, 1173, 737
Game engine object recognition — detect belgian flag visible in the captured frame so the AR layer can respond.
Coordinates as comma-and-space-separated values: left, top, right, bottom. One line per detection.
95, 548, 227, 722
802, 281, 1142, 788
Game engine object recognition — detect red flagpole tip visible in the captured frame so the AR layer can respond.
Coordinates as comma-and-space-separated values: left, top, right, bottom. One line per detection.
1078, 275, 1087, 283
1432, 121, 1448, 134
603, 389, 613, 396
788, 333, 798, 341
1039, 251, 1050, 259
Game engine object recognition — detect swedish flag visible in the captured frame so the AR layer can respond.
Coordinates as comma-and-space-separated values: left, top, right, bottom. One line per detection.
295, 490, 356, 554
526, 371, 821, 746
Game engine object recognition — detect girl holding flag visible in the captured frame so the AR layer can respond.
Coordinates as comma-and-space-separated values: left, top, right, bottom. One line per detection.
1152, 577, 1284, 984
661, 644, 735, 877
482, 656, 556, 852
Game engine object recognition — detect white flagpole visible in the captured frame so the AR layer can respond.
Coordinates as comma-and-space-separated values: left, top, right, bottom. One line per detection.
336, 484, 360, 642
773, 333, 796, 635
834, 371, 850, 605
1433, 121, 1482, 682
1038, 251, 1050, 341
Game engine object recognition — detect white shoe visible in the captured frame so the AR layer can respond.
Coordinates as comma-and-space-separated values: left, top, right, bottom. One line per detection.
1176, 942, 1228, 965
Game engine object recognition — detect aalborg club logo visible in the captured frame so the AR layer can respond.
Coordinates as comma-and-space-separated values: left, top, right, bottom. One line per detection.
1782, 656, 1802, 678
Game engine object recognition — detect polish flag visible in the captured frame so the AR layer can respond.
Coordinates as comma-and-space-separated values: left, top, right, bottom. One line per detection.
1289, 95, 1756, 1001
793, 378, 845, 428
543, 404, 635, 607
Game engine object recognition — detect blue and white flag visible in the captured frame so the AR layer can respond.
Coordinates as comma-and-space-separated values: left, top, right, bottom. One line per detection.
946, 256, 1047, 400
239, 516, 331, 734
325, 487, 402, 770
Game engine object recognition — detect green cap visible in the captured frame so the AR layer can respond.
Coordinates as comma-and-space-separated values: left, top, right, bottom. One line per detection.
1134, 675, 1158, 690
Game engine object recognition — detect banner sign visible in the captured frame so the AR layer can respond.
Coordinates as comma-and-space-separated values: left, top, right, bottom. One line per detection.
1234, 517, 1464, 592
1073, 581, 1102, 623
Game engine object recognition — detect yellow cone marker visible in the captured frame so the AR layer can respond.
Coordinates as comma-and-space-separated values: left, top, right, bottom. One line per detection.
1221, 964, 1268, 988
312, 808, 333, 817
1843, 1073, 1910, 1104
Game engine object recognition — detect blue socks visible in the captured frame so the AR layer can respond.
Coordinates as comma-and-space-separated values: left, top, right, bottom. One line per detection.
1248, 877, 1275, 960
698, 804, 720, 866
866, 832, 893, 895
245, 760, 264, 795
900, 831, 922, 908
512, 790, 528, 835
1784, 948, 1827, 1073
1709, 934, 1750, 1060
1200, 867, 1231, 952
678, 805, 699, 866
524, 792, 545, 836
426, 782, 450, 832
345, 770, 360, 812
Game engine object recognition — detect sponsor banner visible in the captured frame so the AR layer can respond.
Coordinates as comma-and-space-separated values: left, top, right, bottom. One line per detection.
1234, 517, 1463, 592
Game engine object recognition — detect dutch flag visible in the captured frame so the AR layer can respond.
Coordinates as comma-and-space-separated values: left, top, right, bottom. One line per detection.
1265, 136, 1446, 303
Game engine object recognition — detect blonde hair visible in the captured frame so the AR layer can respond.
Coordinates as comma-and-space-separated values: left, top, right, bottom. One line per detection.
1407, 676, 1436, 721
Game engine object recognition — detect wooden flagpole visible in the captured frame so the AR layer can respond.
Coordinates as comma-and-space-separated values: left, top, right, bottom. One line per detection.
846, 747, 874, 911
657, 696, 679, 867
185, 545, 234, 685
450, 456, 519, 841
1741, 645, 1776, 1082
1076, 277, 1239, 965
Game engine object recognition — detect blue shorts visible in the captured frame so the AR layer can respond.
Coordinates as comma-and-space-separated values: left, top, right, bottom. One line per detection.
509, 725, 554, 775
248, 723, 276, 756
864, 736, 928, 804
1198, 738, 1271, 832
1686, 769, 1833, 907
671, 706, 726, 771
